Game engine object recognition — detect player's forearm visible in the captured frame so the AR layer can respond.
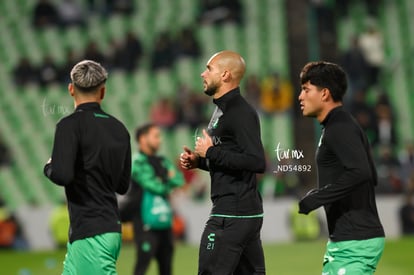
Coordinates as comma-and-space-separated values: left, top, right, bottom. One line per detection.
198, 157, 210, 171
44, 161, 74, 186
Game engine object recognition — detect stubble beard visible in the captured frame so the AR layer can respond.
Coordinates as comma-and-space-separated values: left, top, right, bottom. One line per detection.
204, 82, 218, 96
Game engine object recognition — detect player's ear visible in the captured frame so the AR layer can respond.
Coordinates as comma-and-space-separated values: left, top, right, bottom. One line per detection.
68, 83, 75, 97
222, 70, 231, 82
321, 88, 330, 102
99, 86, 105, 100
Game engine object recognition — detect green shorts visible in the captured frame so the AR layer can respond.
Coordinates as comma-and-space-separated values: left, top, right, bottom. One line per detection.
322, 237, 385, 275
62, 232, 122, 275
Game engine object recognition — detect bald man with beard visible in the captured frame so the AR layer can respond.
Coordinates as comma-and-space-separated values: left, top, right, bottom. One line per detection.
180, 51, 266, 274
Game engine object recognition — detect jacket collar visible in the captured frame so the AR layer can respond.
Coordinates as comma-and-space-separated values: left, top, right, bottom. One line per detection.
212, 87, 240, 112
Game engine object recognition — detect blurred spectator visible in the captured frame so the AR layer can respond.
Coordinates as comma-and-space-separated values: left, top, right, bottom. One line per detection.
0, 198, 25, 249
372, 92, 397, 150
259, 72, 293, 115
112, 0, 135, 15
339, 35, 370, 105
150, 97, 178, 130
244, 74, 262, 111
334, 1, 380, 21
0, 134, 11, 167
174, 27, 201, 59
172, 211, 187, 241
358, 20, 384, 89
87, 0, 109, 15
83, 41, 107, 65
376, 145, 402, 193
107, 38, 125, 71
348, 91, 377, 144
32, 0, 58, 28
87, 0, 134, 16
38, 55, 59, 87
120, 32, 143, 72
334, 0, 350, 18
399, 191, 414, 235
0, 211, 17, 249
108, 32, 143, 72
150, 32, 175, 71
198, 0, 243, 25
12, 57, 38, 87
399, 142, 414, 191
57, 0, 86, 28
175, 84, 206, 129
364, 0, 381, 17
59, 48, 79, 84
310, 0, 336, 44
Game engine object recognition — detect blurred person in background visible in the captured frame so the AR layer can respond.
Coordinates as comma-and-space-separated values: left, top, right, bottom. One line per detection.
57, 0, 86, 28
32, 0, 58, 28
399, 142, 414, 191
358, 20, 384, 89
150, 32, 176, 71
0, 134, 12, 167
339, 35, 370, 106
44, 60, 131, 274
121, 123, 184, 275
180, 51, 266, 275
87, 0, 134, 16
198, 0, 243, 25
12, 57, 38, 87
372, 92, 397, 151
399, 180, 414, 235
400, 193, 414, 235
150, 97, 178, 131
38, 55, 60, 87
298, 61, 385, 275
174, 27, 201, 59
59, 48, 80, 84
0, 197, 18, 249
121, 32, 144, 73
244, 74, 262, 111
175, 84, 208, 130
109, 32, 144, 73
259, 72, 293, 115
348, 90, 377, 144
83, 41, 107, 67
376, 145, 402, 193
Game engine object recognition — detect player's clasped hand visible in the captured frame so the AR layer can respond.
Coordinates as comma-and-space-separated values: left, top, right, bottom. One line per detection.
180, 146, 198, 170
194, 129, 213, 158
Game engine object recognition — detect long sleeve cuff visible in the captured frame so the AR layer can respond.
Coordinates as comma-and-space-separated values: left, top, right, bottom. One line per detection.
44, 162, 52, 179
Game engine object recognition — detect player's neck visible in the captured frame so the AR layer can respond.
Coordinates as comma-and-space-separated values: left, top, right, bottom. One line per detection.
213, 84, 239, 99
317, 102, 342, 123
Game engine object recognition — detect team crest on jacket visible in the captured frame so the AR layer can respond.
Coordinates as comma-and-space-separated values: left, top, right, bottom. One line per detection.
212, 118, 219, 129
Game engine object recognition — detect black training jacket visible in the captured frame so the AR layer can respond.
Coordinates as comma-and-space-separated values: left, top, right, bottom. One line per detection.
299, 106, 385, 241
44, 102, 131, 243
199, 88, 266, 216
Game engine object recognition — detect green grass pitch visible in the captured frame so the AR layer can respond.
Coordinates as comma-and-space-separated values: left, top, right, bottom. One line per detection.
1, 237, 413, 275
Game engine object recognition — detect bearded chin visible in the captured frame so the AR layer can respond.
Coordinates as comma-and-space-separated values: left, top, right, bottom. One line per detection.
204, 86, 217, 96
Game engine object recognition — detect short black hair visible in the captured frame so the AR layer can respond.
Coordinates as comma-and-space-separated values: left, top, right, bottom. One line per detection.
135, 123, 156, 141
300, 61, 347, 102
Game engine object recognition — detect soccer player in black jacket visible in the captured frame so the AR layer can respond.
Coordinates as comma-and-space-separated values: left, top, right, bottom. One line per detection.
298, 61, 385, 274
44, 60, 131, 274
180, 51, 266, 275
